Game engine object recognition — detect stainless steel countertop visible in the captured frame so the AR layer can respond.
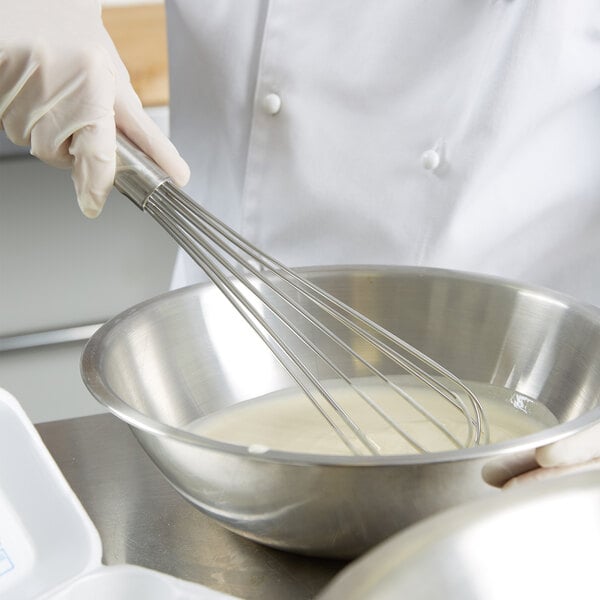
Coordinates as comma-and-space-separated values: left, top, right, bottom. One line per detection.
37, 413, 346, 599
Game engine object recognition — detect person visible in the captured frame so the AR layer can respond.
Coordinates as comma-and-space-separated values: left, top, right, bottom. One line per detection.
1, 0, 599, 482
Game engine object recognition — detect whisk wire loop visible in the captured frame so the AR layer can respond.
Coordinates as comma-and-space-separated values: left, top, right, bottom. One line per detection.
148, 191, 375, 454
151, 189, 467, 448
114, 134, 488, 455
145, 183, 488, 453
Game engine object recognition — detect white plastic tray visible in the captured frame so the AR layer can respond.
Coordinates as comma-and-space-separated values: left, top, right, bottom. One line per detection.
0, 388, 239, 599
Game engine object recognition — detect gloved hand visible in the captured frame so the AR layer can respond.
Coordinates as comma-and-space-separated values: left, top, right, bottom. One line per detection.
505, 422, 600, 487
0, 0, 189, 218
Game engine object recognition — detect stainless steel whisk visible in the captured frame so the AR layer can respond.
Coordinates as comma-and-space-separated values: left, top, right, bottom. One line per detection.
115, 134, 488, 455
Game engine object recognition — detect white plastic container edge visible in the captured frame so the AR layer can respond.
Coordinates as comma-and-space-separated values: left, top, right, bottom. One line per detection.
0, 387, 240, 600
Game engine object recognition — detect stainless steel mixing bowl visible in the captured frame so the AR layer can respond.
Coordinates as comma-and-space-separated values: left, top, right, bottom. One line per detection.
81, 266, 600, 558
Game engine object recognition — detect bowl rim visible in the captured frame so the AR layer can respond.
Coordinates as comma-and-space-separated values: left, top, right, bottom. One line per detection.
80, 265, 600, 467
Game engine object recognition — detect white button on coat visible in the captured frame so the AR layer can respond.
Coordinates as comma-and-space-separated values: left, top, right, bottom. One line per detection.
420, 149, 441, 171
262, 93, 282, 115
168, 1, 600, 308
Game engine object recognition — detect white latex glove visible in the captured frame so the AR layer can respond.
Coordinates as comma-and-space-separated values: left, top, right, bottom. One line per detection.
506, 422, 600, 487
0, 0, 189, 218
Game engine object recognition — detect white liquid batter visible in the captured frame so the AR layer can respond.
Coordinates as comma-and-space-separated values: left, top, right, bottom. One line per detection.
186, 378, 558, 456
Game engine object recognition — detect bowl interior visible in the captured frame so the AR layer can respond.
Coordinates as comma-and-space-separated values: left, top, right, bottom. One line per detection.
84, 266, 600, 448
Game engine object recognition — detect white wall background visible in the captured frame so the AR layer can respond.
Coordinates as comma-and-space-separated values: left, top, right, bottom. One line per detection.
0, 108, 179, 423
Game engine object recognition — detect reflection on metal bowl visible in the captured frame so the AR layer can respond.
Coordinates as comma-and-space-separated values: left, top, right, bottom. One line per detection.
317, 470, 600, 599
81, 266, 600, 558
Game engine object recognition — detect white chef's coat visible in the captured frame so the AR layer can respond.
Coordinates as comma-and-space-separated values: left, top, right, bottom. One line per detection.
166, 0, 600, 306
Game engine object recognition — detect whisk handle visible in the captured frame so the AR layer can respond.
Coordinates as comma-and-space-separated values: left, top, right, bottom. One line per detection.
114, 133, 170, 210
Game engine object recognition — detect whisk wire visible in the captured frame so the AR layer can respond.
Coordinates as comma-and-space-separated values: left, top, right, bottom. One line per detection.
114, 134, 488, 454
149, 190, 459, 450
154, 187, 487, 444
150, 189, 461, 450
148, 192, 377, 454
145, 183, 487, 452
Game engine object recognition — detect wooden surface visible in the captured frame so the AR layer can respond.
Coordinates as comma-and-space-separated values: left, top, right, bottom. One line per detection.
102, 4, 169, 107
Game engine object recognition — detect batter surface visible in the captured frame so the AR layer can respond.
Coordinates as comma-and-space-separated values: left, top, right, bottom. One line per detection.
186, 378, 557, 455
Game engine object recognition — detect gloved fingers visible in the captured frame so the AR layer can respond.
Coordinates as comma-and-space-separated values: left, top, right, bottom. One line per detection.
69, 114, 117, 218
1, 42, 117, 172
0, 44, 46, 147
114, 78, 190, 187
3, 42, 119, 217
28, 47, 116, 170
98, 28, 190, 184
504, 456, 600, 488
535, 422, 600, 468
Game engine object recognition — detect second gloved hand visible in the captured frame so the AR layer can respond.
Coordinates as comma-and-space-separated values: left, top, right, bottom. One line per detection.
0, 0, 190, 217
506, 421, 600, 487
